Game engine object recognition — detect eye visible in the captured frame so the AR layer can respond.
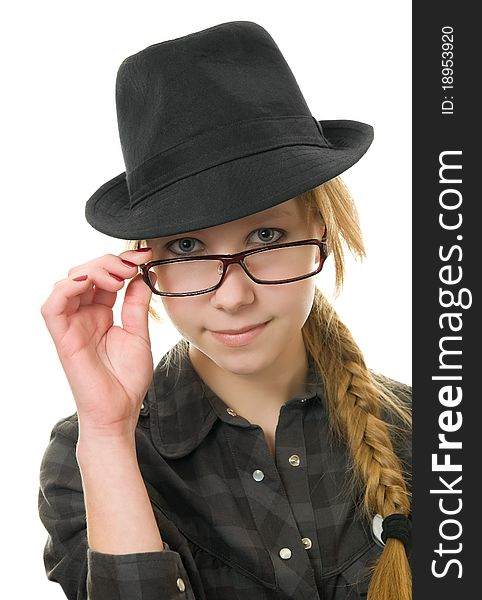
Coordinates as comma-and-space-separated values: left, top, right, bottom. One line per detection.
166, 228, 285, 256
166, 237, 203, 255
248, 228, 285, 245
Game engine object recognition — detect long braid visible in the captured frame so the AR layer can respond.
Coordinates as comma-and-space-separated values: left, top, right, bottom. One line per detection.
302, 289, 411, 600
300, 172, 412, 600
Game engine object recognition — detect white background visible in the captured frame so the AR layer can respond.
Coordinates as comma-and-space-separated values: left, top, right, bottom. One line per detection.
2, 1, 411, 597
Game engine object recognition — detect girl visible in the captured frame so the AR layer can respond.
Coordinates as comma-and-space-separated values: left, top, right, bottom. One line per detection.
38, 21, 412, 600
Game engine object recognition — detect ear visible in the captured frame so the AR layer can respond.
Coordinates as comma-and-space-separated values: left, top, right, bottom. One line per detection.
319, 222, 327, 241
310, 213, 326, 241
312, 217, 329, 257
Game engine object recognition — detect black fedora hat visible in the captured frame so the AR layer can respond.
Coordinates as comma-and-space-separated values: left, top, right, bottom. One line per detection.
85, 21, 374, 241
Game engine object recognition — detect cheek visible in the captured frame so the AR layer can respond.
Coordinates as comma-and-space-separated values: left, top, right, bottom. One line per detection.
160, 297, 200, 335
265, 278, 316, 324
295, 279, 317, 323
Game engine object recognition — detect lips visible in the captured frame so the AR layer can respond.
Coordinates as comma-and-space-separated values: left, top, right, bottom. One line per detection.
211, 321, 269, 334
209, 320, 270, 347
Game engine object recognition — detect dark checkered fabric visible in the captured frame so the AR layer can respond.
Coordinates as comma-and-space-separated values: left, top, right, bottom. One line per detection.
39, 340, 412, 599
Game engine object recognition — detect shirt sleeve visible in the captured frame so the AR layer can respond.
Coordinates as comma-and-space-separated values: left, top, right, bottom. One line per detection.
38, 416, 196, 599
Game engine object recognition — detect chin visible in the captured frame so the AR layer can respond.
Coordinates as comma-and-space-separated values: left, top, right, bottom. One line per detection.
225, 355, 268, 375
204, 339, 276, 376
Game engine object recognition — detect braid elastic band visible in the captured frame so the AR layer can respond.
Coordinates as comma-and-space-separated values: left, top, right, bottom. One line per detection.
381, 513, 412, 558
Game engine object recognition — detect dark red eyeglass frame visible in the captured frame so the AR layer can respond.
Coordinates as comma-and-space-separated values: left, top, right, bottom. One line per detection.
139, 237, 328, 297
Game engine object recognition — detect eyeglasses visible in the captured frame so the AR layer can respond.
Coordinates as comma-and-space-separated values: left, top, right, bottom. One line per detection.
139, 238, 327, 297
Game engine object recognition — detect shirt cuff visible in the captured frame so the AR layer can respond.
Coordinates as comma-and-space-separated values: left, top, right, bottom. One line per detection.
87, 542, 193, 599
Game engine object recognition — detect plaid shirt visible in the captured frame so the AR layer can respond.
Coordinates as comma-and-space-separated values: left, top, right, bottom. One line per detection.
39, 341, 412, 599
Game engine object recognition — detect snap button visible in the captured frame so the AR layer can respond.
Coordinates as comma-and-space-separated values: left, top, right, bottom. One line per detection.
279, 547, 292, 560
302, 537, 312, 550
300, 398, 307, 403
139, 401, 149, 416
226, 407, 237, 416
176, 577, 186, 592
252, 469, 265, 481
288, 454, 300, 467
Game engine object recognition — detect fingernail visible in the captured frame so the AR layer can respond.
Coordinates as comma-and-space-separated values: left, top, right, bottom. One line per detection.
108, 272, 124, 281
121, 259, 137, 267
72, 275, 88, 282
135, 247, 152, 252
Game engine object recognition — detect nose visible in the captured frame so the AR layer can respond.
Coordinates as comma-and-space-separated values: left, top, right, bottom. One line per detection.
210, 262, 255, 311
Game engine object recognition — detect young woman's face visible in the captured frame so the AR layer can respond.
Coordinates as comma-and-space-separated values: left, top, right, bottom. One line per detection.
151, 197, 325, 375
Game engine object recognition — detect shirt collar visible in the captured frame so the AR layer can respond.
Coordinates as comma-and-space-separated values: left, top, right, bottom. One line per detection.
146, 340, 327, 459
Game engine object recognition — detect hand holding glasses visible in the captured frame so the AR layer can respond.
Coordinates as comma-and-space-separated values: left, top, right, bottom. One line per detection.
40, 246, 159, 440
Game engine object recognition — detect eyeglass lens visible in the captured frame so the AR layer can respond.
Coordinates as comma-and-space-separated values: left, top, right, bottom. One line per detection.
148, 244, 321, 295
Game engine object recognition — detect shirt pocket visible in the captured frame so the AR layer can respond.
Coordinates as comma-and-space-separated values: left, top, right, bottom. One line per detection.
186, 540, 279, 600
323, 542, 383, 599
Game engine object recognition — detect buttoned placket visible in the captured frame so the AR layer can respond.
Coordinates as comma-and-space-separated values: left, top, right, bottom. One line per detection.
222, 395, 322, 600
274, 397, 324, 589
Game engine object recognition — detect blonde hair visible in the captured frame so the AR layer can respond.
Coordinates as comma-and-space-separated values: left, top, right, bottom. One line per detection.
124, 176, 412, 600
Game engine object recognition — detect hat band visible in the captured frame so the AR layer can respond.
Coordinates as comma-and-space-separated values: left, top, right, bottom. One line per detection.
127, 115, 331, 209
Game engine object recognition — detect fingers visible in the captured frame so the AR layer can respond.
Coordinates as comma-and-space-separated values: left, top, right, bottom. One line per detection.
41, 274, 94, 343
67, 248, 153, 282
41, 248, 155, 344
120, 271, 156, 344
66, 248, 153, 307
87, 249, 154, 308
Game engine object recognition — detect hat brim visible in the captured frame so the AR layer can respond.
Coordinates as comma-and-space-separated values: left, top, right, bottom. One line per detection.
85, 119, 373, 240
